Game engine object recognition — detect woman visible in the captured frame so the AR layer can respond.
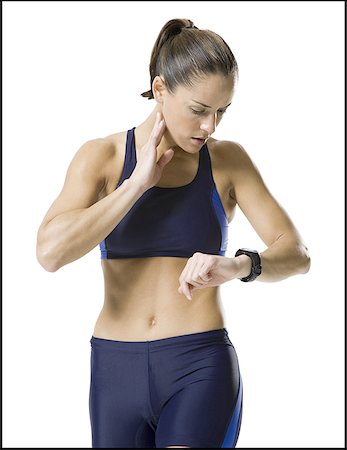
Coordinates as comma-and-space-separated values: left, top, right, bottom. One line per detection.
36, 18, 311, 449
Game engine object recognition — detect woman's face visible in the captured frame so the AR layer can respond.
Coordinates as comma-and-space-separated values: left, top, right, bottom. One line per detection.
154, 73, 235, 153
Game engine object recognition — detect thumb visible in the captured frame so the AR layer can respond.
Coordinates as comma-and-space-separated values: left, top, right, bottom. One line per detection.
157, 149, 174, 169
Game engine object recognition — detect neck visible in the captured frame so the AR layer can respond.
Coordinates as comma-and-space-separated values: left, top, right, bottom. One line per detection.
135, 107, 185, 160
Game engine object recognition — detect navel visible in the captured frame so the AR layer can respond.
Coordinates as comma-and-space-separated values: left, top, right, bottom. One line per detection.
149, 316, 157, 327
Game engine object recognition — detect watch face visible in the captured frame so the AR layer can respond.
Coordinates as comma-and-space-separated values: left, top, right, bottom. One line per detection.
240, 248, 257, 254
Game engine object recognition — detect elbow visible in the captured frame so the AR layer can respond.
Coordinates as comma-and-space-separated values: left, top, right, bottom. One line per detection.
299, 244, 311, 274
36, 245, 60, 273
300, 255, 311, 274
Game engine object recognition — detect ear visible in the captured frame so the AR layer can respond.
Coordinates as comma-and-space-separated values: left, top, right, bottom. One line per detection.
152, 75, 167, 103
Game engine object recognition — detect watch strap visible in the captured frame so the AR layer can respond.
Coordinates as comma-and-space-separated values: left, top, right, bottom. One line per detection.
235, 248, 262, 282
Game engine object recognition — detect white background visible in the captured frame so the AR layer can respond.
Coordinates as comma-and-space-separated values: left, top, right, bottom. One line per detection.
3, 1, 345, 448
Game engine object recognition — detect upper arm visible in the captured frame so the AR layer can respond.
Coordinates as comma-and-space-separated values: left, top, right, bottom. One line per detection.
37, 138, 112, 234
227, 141, 305, 247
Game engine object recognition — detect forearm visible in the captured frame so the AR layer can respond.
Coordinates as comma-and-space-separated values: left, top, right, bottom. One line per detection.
37, 179, 146, 271
236, 235, 311, 283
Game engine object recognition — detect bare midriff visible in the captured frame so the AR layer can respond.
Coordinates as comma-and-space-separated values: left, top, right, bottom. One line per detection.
93, 256, 226, 341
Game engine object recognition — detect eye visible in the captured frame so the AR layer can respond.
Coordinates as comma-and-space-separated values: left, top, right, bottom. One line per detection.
191, 108, 227, 116
191, 109, 205, 115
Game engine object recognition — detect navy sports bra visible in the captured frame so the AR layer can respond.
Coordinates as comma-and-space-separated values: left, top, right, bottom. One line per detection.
99, 127, 229, 259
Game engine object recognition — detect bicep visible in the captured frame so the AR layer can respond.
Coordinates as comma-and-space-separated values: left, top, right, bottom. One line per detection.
230, 142, 303, 247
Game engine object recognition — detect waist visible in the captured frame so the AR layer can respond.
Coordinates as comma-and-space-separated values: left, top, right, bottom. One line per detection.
93, 293, 225, 342
91, 326, 232, 350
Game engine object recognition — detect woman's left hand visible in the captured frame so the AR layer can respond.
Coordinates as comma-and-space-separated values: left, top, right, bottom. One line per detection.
177, 252, 241, 301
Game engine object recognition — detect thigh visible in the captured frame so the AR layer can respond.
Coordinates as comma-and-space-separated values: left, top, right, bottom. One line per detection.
154, 343, 243, 448
89, 337, 156, 448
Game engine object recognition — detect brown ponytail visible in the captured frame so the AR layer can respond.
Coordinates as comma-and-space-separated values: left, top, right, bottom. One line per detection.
140, 18, 239, 100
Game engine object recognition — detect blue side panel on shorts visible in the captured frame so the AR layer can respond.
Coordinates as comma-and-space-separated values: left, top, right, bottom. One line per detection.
221, 375, 243, 448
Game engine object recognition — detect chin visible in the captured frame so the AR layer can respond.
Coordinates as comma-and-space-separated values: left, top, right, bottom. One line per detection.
180, 142, 197, 154
171, 134, 201, 154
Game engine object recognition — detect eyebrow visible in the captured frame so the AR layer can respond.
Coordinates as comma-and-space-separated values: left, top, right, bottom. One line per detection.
192, 99, 232, 109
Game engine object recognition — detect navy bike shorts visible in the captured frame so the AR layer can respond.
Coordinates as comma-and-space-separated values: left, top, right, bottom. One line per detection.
89, 327, 243, 448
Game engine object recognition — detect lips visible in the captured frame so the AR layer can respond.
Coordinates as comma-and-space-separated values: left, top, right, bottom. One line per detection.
191, 137, 206, 146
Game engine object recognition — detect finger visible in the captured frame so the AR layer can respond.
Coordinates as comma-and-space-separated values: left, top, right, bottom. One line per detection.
178, 259, 191, 288
188, 255, 213, 287
185, 256, 197, 280
198, 261, 212, 281
180, 261, 212, 297
190, 260, 209, 285
182, 281, 192, 300
178, 283, 189, 297
180, 259, 196, 298
154, 111, 165, 131
157, 148, 174, 169
184, 263, 206, 286
151, 119, 166, 147
152, 112, 160, 129
178, 257, 198, 299
182, 281, 193, 300
184, 260, 202, 299
150, 113, 162, 138
156, 121, 166, 140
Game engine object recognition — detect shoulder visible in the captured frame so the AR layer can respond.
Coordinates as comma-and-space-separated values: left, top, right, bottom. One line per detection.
77, 135, 116, 167
208, 138, 258, 196
88, 129, 128, 169
211, 138, 250, 164
67, 135, 117, 196
102, 130, 127, 158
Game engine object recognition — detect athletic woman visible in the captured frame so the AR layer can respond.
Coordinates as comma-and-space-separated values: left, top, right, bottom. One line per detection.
36, 18, 311, 448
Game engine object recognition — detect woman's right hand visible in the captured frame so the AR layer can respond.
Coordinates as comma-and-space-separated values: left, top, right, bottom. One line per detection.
130, 112, 175, 192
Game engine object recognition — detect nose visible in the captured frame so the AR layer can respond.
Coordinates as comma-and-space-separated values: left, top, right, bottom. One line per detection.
200, 113, 217, 137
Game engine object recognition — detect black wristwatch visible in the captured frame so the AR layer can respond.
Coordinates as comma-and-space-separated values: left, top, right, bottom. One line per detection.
235, 248, 262, 282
